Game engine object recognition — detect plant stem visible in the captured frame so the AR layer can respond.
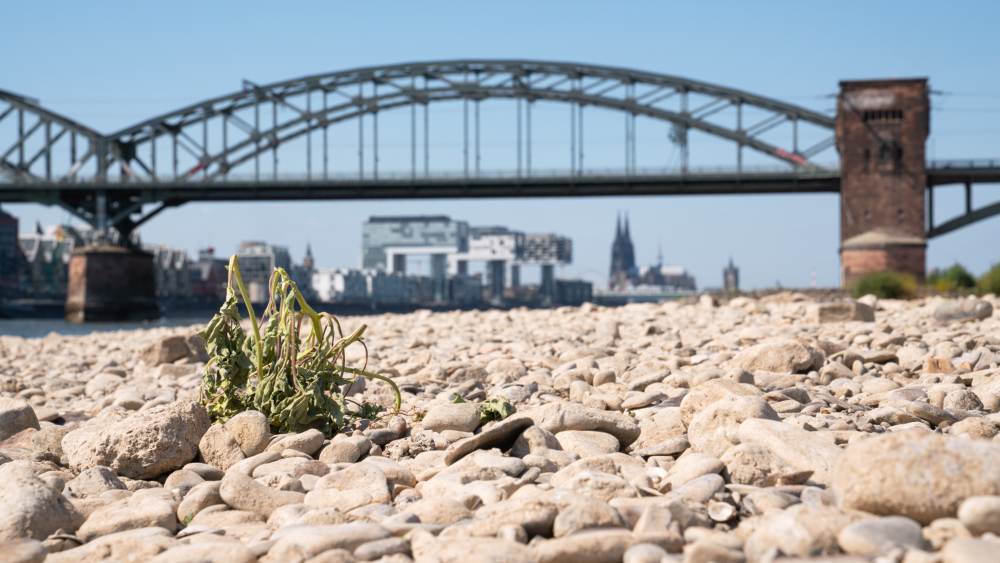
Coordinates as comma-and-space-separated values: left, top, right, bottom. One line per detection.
229, 256, 264, 378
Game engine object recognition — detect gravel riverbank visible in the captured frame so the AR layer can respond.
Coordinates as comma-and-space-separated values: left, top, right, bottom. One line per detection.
1, 293, 998, 562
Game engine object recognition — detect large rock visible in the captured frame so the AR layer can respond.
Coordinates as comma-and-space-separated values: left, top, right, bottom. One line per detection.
177, 481, 223, 523
687, 396, 779, 457
403, 496, 473, 525
720, 442, 801, 486
957, 495, 1000, 536
266, 523, 391, 561
736, 418, 842, 485
305, 463, 390, 512
224, 410, 272, 457
266, 428, 325, 456
0, 399, 39, 441
444, 415, 534, 465
76, 489, 178, 541
744, 503, 859, 561
552, 497, 627, 537
0, 461, 83, 541
318, 434, 370, 464
0, 539, 46, 563
808, 301, 875, 323
44, 527, 176, 563
149, 543, 256, 563
934, 299, 994, 323
423, 402, 482, 433
733, 340, 824, 373
834, 430, 1000, 524
533, 529, 635, 563
555, 430, 620, 459
141, 335, 195, 366
411, 529, 535, 563
198, 424, 245, 471
64, 466, 126, 498
666, 451, 724, 489
941, 538, 998, 563
63, 400, 211, 480
836, 516, 927, 556
219, 471, 304, 518
526, 403, 640, 447
678, 379, 760, 425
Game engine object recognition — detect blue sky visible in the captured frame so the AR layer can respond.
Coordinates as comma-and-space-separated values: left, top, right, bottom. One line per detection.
3, 1, 999, 288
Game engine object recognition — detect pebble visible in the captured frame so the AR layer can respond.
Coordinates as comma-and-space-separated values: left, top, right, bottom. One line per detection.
422, 402, 482, 433
0, 399, 40, 441
957, 495, 1000, 535
836, 515, 928, 556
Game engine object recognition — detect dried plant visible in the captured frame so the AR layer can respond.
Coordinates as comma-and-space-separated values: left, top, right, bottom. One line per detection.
200, 255, 400, 435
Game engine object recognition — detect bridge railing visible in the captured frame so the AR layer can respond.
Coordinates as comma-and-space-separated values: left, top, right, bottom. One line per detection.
0, 163, 840, 186
927, 159, 1000, 170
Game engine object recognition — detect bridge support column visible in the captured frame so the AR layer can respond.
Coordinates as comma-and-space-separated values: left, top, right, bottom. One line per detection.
510, 264, 520, 289
487, 260, 505, 303
431, 253, 448, 303
540, 264, 556, 304
65, 245, 158, 323
390, 253, 406, 275
836, 78, 929, 287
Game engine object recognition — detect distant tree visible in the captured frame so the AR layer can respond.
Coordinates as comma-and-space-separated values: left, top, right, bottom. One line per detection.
927, 263, 977, 293
978, 263, 1000, 296
852, 271, 918, 300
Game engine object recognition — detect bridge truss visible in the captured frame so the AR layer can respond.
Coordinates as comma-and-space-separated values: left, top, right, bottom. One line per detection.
1, 60, 998, 241
0, 60, 838, 238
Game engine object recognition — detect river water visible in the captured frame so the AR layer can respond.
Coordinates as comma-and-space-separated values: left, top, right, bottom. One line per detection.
0, 316, 211, 338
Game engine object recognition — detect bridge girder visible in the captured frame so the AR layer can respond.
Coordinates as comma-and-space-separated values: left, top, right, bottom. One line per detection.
926, 161, 1000, 239
0, 88, 103, 185
104, 60, 837, 183
3, 61, 1000, 242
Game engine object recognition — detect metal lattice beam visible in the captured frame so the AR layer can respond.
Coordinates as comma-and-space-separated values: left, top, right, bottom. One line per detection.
0, 60, 845, 239
0, 88, 102, 183
103, 60, 836, 181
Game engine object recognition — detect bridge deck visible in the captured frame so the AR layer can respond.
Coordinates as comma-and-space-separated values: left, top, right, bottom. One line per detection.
2, 163, 997, 205
927, 160, 1000, 186
0, 171, 841, 205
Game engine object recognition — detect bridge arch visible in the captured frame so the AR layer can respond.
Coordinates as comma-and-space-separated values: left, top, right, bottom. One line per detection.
106, 60, 837, 182
0, 88, 103, 184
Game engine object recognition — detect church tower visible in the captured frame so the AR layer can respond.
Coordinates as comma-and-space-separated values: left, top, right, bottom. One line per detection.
609, 212, 637, 290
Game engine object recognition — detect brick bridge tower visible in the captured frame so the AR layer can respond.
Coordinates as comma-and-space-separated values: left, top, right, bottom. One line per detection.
836, 78, 929, 286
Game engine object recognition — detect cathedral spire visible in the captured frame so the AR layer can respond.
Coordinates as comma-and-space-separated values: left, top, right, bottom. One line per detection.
302, 242, 315, 270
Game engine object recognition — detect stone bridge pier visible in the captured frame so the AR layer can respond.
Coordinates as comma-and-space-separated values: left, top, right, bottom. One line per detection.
65, 246, 159, 323
837, 78, 929, 286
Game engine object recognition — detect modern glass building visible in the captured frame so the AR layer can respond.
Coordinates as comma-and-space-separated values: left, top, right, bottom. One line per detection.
361, 216, 468, 271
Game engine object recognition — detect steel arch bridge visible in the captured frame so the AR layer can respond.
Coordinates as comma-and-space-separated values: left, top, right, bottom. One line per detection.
1, 59, 998, 240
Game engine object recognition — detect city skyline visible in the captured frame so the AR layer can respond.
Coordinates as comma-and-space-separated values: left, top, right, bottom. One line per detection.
3, 1, 999, 289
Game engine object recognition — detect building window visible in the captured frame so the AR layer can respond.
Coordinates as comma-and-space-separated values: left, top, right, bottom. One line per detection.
862, 109, 904, 122
877, 141, 903, 173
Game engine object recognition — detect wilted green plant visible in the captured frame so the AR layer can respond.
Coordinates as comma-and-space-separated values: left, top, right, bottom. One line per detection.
449, 394, 516, 425
200, 256, 400, 436
478, 397, 516, 424
851, 271, 918, 300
